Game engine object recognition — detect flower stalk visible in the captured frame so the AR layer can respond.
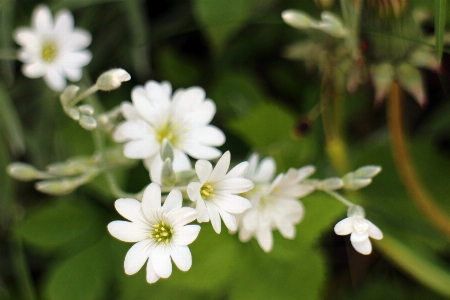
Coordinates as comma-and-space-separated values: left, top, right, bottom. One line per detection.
387, 81, 450, 239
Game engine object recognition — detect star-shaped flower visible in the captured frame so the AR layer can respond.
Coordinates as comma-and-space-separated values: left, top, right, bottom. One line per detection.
13, 5, 92, 91
108, 183, 200, 283
334, 205, 383, 255
113, 80, 225, 177
187, 151, 254, 234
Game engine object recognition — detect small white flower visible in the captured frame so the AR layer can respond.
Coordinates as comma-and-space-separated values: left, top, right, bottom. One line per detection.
113, 80, 225, 179
238, 154, 316, 252
334, 205, 383, 255
107, 183, 200, 283
13, 5, 92, 91
187, 151, 254, 234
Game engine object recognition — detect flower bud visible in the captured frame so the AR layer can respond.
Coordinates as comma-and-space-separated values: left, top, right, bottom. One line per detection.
35, 178, 79, 195
7, 162, 42, 181
396, 63, 426, 107
60, 85, 80, 105
354, 166, 381, 178
317, 177, 343, 190
161, 158, 176, 187
78, 104, 95, 116
64, 106, 81, 121
282, 10, 317, 29
316, 12, 348, 38
79, 115, 97, 130
160, 139, 174, 162
96, 68, 131, 91
371, 63, 394, 104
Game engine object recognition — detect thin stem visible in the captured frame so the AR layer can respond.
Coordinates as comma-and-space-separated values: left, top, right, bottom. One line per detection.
323, 189, 355, 207
9, 234, 37, 300
387, 82, 450, 238
69, 85, 99, 106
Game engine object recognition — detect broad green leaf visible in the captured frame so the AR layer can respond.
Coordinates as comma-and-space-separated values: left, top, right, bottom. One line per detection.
435, 0, 447, 63
17, 198, 101, 252
0, 82, 25, 155
228, 102, 318, 171
193, 0, 253, 52
44, 237, 111, 300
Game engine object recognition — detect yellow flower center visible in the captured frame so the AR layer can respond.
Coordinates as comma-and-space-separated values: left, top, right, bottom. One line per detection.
156, 122, 180, 146
149, 221, 174, 244
200, 183, 215, 200
41, 41, 58, 62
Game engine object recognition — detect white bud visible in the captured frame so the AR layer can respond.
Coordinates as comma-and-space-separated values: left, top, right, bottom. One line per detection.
342, 166, 382, 190
78, 104, 95, 116
315, 12, 348, 38
353, 166, 381, 178
96, 68, 131, 91
282, 10, 317, 29
60, 85, 80, 105
35, 179, 79, 195
317, 177, 343, 190
161, 158, 176, 187
64, 106, 81, 121
79, 115, 97, 130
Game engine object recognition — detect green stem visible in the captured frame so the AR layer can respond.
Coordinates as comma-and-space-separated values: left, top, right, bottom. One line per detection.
323, 189, 355, 207
69, 85, 99, 106
161, 186, 187, 193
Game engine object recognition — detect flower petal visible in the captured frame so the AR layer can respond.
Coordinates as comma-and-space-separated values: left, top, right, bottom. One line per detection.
123, 139, 159, 159
273, 213, 295, 239
253, 157, 276, 183
141, 183, 162, 223
213, 194, 252, 214
170, 245, 192, 272
195, 198, 209, 222
218, 210, 237, 231
187, 182, 202, 202
22, 62, 47, 78
167, 207, 198, 227
33, 5, 53, 34
185, 126, 225, 146
113, 120, 152, 142
351, 239, 372, 255
350, 232, 369, 243
256, 223, 273, 253
334, 217, 353, 236
181, 143, 222, 161
226, 161, 250, 178
238, 227, 253, 242
206, 202, 222, 233
209, 151, 230, 182
195, 159, 212, 184
162, 189, 182, 213
146, 259, 160, 283
124, 239, 152, 275
107, 221, 149, 242
114, 198, 142, 222
43, 68, 66, 91
172, 225, 201, 246
215, 177, 254, 194
151, 246, 172, 278
367, 220, 383, 240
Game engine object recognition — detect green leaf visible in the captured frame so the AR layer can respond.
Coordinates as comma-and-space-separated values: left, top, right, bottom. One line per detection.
435, 0, 447, 63
17, 199, 101, 252
228, 102, 318, 171
375, 233, 450, 298
193, 0, 253, 52
0, 81, 25, 155
44, 237, 111, 300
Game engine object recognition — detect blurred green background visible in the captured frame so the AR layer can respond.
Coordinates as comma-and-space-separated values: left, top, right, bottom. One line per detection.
2, 0, 450, 299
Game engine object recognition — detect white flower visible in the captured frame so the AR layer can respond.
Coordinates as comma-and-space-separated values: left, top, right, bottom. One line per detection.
13, 5, 92, 91
113, 80, 225, 179
238, 154, 316, 252
107, 183, 200, 283
334, 205, 383, 255
187, 151, 254, 234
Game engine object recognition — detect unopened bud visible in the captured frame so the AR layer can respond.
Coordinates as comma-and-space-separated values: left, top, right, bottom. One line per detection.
354, 166, 381, 178
396, 63, 426, 107
316, 12, 348, 38
35, 178, 79, 195
371, 63, 394, 105
282, 10, 317, 29
7, 162, 43, 181
160, 139, 174, 162
60, 85, 80, 105
64, 106, 81, 121
317, 177, 343, 190
78, 104, 95, 116
79, 115, 97, 130
161, 158, 176, 187
96, 68, 131, 91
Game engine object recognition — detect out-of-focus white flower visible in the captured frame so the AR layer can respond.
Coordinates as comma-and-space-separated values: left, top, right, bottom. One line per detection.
334, 205, 383, 255
13, 5, 92, 91
107, 183, 200, 283
113, 80, 225, 180
187, 151, 253, 234
238, 155, 316, 252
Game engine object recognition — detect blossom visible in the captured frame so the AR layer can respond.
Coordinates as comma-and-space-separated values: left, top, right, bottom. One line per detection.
107, 183, 200, 283
113, 80, 225, 179
13, 5, 92, 91
334, 205, 383, 255
238, 154, 316, 252
187, 151, 254, 234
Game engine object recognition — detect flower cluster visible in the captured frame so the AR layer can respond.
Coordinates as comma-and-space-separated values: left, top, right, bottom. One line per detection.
7, 4, 386, 286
